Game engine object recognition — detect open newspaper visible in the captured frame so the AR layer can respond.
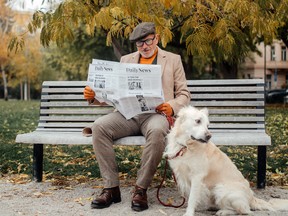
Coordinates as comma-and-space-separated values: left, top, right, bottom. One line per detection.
87, 59, 164, 119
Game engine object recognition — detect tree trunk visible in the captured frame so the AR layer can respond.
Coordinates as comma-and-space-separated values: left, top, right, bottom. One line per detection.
20, 82, 23, 100
112, 37, 128, 61
28, 79, 31, 100
24, 80, 28, 101
1, 65, 8, 101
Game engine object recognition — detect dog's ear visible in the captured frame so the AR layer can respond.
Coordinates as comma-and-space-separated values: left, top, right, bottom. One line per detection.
200, 108, 209, 116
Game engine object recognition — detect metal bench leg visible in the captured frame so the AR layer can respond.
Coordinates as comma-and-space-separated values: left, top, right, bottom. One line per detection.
33, 144, 43, 182
257, 146, 266, 189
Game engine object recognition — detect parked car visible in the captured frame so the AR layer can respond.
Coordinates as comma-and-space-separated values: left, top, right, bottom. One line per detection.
266, 89, 288, 103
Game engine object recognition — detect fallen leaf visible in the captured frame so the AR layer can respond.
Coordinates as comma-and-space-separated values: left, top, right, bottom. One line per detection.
158, 209, 168, 215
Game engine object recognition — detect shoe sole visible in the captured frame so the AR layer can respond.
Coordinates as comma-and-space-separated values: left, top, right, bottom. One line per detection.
131, 205, 148, 212
91, 198, 121, 209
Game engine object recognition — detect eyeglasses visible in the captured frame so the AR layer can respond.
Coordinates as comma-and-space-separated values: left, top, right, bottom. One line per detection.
136, 35, 155, 47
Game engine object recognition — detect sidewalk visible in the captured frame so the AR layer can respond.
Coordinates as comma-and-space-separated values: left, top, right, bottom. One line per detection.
1, 178, 288, 216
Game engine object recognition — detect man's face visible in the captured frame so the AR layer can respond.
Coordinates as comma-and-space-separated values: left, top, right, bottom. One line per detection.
136, 34, 159, 58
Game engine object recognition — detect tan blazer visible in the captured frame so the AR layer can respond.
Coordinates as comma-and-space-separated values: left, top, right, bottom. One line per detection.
120, 47, 191, 115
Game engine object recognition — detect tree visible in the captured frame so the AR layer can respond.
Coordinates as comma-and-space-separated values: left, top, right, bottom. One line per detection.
0, 0, 14, 100
8, 0, 288, 78
0, 0, 44, 100
8, 33, 43, 100
41, 27, 118, 81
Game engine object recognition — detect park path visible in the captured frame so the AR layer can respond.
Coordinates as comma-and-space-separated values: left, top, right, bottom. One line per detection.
1, 177, 288, 216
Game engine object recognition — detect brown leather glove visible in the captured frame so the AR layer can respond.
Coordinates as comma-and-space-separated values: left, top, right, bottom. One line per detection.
83, 86, 95, 100
156, 103, 174, 117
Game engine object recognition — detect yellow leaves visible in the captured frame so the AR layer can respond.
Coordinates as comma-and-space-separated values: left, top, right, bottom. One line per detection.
95, 7, 113, 29
110, 6, 124, 20
268, 171, 288, 186
8, 36, 25, 54
74, 197, 85, 206
6, 174, 31, 184
32, 191, 53, 198
186, 23, 212, 57
160, 27, 173, 48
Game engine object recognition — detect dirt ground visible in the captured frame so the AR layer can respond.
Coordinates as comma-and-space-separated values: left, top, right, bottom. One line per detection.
1, 176, 288, 216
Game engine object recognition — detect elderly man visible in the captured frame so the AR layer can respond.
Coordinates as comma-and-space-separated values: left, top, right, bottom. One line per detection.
84, 22, 190, 212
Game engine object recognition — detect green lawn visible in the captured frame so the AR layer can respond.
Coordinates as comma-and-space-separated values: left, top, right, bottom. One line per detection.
0, 100, 287, 186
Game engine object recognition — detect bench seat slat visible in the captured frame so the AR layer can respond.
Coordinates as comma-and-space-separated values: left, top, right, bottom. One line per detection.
15, 131, 271, 146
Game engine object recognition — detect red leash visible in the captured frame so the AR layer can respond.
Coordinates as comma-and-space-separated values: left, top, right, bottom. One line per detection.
156, 113, 186, 208
156, 160, 186, 208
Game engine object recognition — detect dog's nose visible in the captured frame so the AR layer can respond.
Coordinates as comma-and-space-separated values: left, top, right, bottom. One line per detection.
206, 133, 212, 141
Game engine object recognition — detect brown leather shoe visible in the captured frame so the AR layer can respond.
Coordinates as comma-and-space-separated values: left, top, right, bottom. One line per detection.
131, 185, 148, 211
91, 186, 121, 209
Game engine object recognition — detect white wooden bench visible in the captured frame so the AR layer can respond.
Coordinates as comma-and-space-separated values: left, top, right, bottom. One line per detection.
15, 79, 271, 188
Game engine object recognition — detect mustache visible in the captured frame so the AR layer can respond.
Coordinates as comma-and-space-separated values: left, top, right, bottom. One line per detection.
143, 48, 150, 52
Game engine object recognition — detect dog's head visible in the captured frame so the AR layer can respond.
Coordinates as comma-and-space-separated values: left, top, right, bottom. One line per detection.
173, 106, 212, 144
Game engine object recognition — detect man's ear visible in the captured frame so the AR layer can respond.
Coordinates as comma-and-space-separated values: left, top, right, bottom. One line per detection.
200, 108, 209, 116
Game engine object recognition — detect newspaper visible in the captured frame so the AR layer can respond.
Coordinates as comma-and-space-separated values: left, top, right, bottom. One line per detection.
87, 59, 164, 119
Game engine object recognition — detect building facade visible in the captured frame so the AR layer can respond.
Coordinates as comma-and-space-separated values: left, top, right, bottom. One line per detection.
240, 40, 288, 90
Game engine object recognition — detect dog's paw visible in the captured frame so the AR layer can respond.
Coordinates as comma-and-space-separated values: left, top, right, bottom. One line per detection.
216, 210, 231, 215
183, 210, 195, 216
216, 209, 251, 215
183, 213, 194, 216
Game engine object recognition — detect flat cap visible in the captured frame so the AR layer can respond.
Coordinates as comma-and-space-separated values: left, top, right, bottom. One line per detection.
129, 22, 155, 42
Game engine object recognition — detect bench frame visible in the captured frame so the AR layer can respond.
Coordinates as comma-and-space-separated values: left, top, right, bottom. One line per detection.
16, 79, 271, 189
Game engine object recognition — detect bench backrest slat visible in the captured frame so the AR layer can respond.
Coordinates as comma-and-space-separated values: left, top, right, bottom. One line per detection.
40, 108, 113, 115
42, 88, 85, 93
189, 86, 263, 92
191, 93, 264, 99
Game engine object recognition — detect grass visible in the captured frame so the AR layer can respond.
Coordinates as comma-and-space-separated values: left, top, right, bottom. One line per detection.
0, 100, 287, 186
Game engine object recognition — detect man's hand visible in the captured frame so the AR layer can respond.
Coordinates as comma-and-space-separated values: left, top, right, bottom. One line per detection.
83, 86, 95, 100
156, 103, 174, 117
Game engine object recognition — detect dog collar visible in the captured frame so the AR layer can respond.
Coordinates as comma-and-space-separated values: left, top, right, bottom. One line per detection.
166, 146, 187, 160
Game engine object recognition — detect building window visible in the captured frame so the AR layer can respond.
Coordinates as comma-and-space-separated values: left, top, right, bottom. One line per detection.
266, 74, 272, 90
281, 46, 287, 61
271, 46, 276, 61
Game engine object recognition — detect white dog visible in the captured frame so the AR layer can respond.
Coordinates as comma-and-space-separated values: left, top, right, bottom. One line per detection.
164, 106, 288, 216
